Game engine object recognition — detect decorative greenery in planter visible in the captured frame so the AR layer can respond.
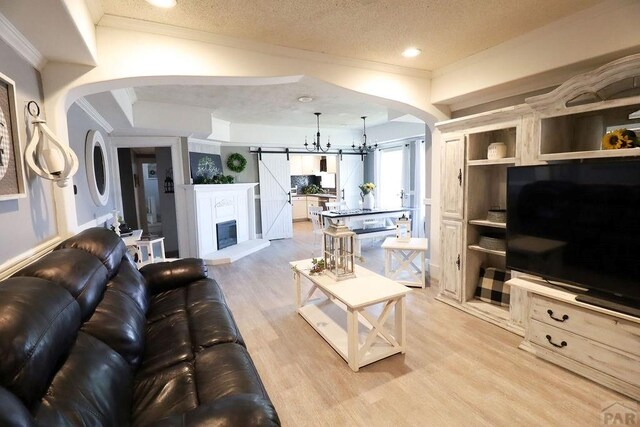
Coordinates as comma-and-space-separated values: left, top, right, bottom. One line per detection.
193, 174, 235, 184
226, 153, 247, 173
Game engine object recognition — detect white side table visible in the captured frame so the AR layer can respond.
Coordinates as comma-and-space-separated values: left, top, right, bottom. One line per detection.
381, 237, 429, 288
135, 237, 166, 265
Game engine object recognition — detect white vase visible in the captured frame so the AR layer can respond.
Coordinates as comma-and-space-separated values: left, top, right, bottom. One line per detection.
363, 192, 375, 210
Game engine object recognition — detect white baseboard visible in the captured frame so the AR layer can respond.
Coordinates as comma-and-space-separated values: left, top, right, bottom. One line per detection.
0, 236, 63, 280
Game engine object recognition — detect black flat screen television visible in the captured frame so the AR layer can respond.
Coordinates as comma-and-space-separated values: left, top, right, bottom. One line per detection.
506, 161, 640, 315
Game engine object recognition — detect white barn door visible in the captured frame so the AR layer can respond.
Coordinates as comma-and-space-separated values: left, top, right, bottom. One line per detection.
338, 155, 364, 209
259, 153, 293, 240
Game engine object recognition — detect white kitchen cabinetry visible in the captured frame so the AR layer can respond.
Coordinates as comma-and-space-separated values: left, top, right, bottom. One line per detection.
290, 155, 303, 175
292, 196, 307, 220
325, 155, 337, 173
302, 156, 321, 175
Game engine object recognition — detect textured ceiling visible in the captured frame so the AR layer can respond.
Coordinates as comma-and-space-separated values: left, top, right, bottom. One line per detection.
134, 77, 396, 128
99, 0, 603, 70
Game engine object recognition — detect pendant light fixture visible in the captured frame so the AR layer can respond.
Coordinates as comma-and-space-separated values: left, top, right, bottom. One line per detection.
304, 112, 331, 152
352, 116, 378, 153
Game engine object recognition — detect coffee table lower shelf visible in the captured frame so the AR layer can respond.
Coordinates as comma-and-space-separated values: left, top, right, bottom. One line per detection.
298, 298, 405, 371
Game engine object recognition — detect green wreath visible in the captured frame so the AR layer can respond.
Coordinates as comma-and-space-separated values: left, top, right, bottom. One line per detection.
226, 153, 247, 173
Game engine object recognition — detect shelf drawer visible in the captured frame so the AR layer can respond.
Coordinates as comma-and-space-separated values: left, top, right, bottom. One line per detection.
531, 295, 640, 355
530, 319, 640, 385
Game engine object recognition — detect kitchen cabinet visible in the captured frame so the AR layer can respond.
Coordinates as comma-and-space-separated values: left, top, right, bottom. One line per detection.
302, 156, 321, 175
290, 155, 303, 175
292, 196, 307, 220
325, 155, 337, 173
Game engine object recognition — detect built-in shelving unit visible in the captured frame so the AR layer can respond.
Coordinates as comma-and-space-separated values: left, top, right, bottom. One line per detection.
467, 157, 517, 166
468, 245, 506, 256
468, 219, 506, 228
436, 54, 640, 398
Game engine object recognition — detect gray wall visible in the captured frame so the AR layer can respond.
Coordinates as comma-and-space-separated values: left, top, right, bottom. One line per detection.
219, 145, 261, 235
67, 104, 116, 226
0, 38, 56, 265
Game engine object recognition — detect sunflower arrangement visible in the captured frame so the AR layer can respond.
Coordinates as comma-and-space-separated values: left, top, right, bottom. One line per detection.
359, 182, 376, 195
601, 128, 640, 150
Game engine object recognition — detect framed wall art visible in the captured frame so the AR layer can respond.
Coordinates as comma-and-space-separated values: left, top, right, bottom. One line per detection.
0, 72, 26, 201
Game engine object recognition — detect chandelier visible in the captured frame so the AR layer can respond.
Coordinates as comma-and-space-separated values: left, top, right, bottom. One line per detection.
304, 112, 331, 152
352, 116, 378, 153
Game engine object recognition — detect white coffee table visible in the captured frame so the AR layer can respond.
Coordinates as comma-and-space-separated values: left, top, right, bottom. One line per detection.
290, 258, 410, 372
381, 237, 429, 288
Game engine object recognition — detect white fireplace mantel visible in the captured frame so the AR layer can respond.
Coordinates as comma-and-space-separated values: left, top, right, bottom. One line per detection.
179, 183, 269, 264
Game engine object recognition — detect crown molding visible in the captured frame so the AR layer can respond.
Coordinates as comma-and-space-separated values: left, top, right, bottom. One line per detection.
98, 15, 432, 80
0, 12, 46, 70
76, 97, 114, 133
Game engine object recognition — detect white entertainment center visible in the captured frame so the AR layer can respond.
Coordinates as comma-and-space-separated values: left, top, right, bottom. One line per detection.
435, 54, 640, 400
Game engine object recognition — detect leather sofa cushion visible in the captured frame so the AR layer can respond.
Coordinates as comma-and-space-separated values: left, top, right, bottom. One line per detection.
14, 248, 108, 321
190, 301, 245, 350
82, 287, 147, 368
0, 386, 35, 427
0, 278, 80, 408
56, 228, 127, 278
35, 332, 133, 426
141, 258, 208, 295
140, 311, 193, 375
152, 395, 280, 427
132, 363, 198, 426
147, 288, 187, 324
186, 278, 227, 305
196, 343, 269, 404
107, 255, 149, 314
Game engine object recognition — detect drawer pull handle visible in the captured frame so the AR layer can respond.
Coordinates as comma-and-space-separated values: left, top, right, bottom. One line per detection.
545, 335, 567, 348
547, 309, 569, 322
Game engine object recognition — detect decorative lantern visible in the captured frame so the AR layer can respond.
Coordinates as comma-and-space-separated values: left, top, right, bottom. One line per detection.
323, 222, 356, 281
395, 214, 411, 242
164, 167, 174, 193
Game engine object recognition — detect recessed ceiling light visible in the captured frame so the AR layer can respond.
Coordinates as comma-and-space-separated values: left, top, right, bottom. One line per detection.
297, 96, 314, 103
146, 0, 177, 8
402, 47, 422, 58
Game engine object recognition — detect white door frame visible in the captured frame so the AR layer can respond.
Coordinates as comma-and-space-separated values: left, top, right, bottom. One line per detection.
109, 136, 187, 255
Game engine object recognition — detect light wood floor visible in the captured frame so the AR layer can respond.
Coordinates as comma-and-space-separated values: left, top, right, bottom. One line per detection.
210, 222, 629, 426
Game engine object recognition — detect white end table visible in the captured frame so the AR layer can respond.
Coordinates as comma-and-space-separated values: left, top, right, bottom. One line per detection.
382, 237, 429, 288
135, 237, 166, 265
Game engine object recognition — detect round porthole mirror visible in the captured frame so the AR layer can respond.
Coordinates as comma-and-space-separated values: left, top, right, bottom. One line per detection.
85, 130, 110, 206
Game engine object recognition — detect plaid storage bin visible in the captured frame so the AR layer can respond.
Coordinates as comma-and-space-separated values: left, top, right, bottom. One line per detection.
475, 267, 511, 307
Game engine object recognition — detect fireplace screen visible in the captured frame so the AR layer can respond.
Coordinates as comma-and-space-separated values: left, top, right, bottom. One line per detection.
216, 220, 237, 250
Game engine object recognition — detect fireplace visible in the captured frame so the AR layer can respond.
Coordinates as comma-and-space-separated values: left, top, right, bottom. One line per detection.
216, 220, 237, 250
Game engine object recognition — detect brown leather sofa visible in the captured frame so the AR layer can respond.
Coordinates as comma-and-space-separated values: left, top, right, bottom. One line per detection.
0, 228, 280, 426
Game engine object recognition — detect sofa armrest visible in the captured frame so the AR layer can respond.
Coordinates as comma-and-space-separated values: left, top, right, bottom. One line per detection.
140, 258, 208, 295
153, 394, 280, 427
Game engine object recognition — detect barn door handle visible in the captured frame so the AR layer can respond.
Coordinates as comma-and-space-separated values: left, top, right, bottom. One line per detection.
341, 189, 345, 198
455, 254, 460, 270
287, 191, 291, 205
457, 169, 462, 186
545, 335, 567, 348
547, 310, 569, 322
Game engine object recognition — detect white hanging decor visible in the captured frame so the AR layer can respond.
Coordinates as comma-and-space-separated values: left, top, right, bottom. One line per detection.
24, 101, 78, 188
